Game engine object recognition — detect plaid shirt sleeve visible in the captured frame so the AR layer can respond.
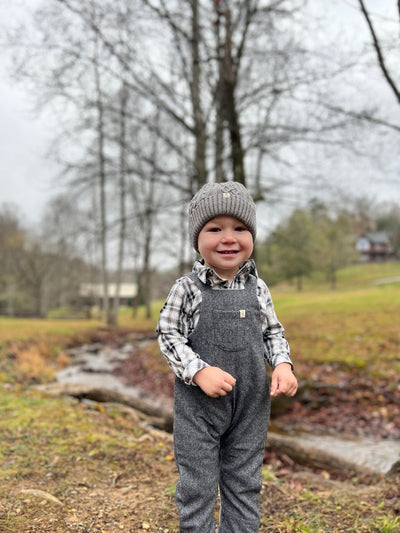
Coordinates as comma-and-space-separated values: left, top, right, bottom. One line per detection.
156, 276, 209, 385
257, 278, 293, 369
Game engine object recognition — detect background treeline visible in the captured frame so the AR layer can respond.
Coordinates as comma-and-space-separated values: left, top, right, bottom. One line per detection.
1, 0, 400, 321
1, 198, 398, 317
258, 199, 400, 290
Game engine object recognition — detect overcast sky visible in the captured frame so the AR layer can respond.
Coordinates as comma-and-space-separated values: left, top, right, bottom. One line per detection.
0, 0, 399, 228
0, 0, 57, 225
0, 76, 60, 225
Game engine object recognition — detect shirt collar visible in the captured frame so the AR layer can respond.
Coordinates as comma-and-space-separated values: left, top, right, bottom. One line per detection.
192, 258, 257, 286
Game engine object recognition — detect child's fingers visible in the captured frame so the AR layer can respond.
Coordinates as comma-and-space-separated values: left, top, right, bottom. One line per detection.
223, 371, 236, 387
270, 374, 279, 396
222, 380, 234, 392
211, 372, 236, 396
271, 376, 297, 397
194, 367, 237, 397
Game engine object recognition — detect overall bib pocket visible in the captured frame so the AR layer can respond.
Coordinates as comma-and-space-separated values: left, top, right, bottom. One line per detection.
211, 309, 251, 351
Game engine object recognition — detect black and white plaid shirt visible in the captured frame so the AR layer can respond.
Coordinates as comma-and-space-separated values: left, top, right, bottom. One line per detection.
157, 259, 292, 385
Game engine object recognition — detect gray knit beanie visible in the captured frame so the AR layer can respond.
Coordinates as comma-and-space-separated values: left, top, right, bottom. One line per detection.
188, 181, 257, 251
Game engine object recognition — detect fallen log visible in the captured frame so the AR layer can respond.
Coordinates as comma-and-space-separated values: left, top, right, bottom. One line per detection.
266, 433, 377, 478
35, 383, 174, 432
35, 383, 387, 478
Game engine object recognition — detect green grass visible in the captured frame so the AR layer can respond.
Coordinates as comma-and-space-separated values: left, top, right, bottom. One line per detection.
266, 264, 400, 379
276, 260, 400, 292
337, 261, 400, 286
273, 283, 398, 316
0, 316, 103, 345
0, 300, 163, 347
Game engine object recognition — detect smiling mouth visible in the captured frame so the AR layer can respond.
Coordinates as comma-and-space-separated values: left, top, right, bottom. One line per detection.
218, 250, 239, 254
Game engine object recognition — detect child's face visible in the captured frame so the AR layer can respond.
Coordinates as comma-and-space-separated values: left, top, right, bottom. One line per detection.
198, 215, 253, 281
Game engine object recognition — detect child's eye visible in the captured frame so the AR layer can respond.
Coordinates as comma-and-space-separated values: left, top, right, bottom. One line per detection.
208, 227, 220, 232
235, 226, 247, 232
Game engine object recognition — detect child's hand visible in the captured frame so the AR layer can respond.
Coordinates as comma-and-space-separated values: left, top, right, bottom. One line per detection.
270, 363, 298, 397
193, 366, 236, 398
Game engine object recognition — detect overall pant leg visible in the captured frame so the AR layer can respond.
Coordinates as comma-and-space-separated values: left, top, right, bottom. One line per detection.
174, 382, 224, 533
218, 408, 269, 533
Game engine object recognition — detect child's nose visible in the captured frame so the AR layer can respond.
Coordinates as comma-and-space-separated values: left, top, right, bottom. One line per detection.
221, 231, 236, 243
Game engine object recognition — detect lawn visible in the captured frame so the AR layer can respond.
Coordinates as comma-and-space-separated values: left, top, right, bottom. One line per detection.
272, 284, 399, 377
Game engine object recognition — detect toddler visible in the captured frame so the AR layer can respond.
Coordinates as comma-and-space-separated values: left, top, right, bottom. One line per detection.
157, 181, 297, 532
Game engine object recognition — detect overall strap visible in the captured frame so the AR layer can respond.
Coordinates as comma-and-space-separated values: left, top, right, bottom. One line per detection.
184, 271, 209, 292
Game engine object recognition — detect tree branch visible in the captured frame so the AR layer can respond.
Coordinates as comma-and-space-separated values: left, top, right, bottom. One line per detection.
323, 102, 400, 133
358, 0, 400, 104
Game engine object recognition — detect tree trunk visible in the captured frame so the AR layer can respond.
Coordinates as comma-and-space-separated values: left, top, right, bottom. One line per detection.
178, 194, 189, 277
142, 226, 152, 320
93, 34, 110, 325
220, 6, 246, 185
190, 0, 207, 190
214, 1, 225, 183
112, 82, 129, 326
141, 127, 159, 320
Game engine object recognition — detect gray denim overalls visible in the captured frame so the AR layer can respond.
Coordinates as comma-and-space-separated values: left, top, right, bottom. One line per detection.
173, 272, 271, 533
